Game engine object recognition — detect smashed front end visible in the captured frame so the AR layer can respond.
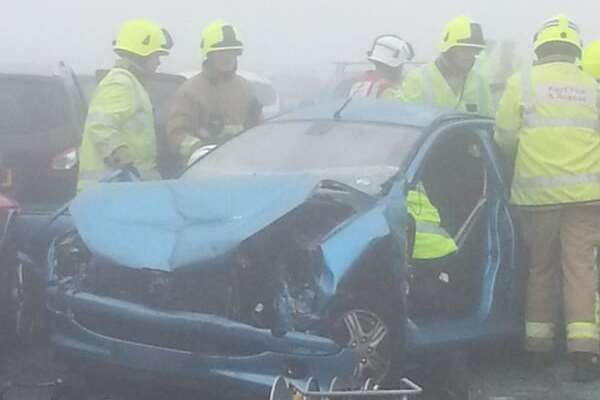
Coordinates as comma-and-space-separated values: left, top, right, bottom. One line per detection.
46, 177, 407, 395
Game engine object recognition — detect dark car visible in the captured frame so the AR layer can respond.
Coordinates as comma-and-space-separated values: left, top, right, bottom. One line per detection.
22, 98, 524, 398
0, 167, 22, 341
0, 63, 87, 211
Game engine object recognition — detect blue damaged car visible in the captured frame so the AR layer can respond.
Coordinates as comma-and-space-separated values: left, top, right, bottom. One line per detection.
39, 98, 523, 397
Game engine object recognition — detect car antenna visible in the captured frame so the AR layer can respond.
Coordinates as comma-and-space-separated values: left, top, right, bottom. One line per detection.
333, 96, 354, 120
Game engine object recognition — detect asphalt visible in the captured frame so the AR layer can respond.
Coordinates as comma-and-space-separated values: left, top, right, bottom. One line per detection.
1, 342, 600, 400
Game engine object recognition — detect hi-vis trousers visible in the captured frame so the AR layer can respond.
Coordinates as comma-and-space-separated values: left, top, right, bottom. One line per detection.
521, 206, 600, 354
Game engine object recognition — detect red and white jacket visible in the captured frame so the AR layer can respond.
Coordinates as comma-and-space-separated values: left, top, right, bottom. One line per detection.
348, 71, 393, 98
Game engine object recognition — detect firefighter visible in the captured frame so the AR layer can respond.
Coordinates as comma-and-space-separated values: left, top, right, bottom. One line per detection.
349, 34, 414, 98
78, 18, 172, 190
495, 15, 600, 382
408, 185, 457, 262
395, 15, 493, 116
166, 19, 262, 167
407, 184, 458, 317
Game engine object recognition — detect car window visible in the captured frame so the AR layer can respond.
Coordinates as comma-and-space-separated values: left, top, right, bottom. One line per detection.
0, 77, 67, 135
415, 127, 489, 237
184, 121, 420, 195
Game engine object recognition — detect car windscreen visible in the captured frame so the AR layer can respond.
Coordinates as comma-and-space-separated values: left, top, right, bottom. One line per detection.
183, 121, 421, 195
0, 77, 67, 135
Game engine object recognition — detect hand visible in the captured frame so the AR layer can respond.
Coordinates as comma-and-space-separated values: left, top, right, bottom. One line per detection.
107, 146, 133, 169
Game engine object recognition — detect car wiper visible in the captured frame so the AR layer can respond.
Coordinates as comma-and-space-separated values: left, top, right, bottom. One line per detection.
333, 96, 353, 120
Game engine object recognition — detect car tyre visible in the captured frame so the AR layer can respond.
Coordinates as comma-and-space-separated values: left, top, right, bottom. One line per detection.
2, 259, 42, 345
329, 303, 399, 388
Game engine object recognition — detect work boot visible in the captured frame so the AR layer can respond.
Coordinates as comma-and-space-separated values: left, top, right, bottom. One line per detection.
571, 352, 600, 383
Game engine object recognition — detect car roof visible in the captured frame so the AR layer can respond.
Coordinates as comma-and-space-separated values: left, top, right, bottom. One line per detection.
273, 97, 463, 128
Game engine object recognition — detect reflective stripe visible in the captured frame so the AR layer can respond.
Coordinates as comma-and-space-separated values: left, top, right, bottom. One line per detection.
526, 322, 555, 339
476, 73, 487, 114
521, 67, 536, 114
567, 322, 600, 341
416, 221, 453, 239
523, 115, 600, 130
513, 172, 600, 190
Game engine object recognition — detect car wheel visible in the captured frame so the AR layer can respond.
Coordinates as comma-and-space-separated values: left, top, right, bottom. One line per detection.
330, 308, 394, 387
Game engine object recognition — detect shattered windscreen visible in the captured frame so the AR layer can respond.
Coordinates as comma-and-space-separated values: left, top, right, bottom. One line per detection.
183, 121, 421, 195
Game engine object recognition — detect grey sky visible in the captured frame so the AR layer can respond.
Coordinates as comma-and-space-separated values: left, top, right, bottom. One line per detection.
1, 1, 597, 78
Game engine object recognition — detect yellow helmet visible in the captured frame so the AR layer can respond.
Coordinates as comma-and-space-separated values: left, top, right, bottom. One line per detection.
440, 16, 485, 53
582, 40, 600, 79
114, 18, 173, 57
533, 15, 582, 53
201, 19, 243, 57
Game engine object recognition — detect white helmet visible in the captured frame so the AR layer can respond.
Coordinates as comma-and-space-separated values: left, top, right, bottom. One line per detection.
367, 34, 414, 68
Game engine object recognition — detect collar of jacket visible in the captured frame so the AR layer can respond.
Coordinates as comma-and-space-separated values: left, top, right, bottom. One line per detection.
115, 57, 147, 85
201, 60, 237, 84
435, 55, 469, 82
534, 54, 577, 66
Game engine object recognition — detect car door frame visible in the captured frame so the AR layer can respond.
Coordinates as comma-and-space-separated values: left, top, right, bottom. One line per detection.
399, 117, 521, 355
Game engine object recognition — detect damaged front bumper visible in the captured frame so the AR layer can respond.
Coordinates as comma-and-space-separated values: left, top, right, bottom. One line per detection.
47, 286, 355, 397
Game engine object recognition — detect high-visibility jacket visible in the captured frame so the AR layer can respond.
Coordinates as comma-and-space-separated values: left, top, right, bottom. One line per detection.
397, 62, 493, 116
407, 188, 458, 260
495, 60, 600, 206
78, 64, 159, 190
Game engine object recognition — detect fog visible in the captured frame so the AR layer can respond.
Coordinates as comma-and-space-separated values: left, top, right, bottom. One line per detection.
1, 0, 598, 78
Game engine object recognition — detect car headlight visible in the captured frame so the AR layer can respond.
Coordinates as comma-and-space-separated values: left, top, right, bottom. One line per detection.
51, 231, 90, 280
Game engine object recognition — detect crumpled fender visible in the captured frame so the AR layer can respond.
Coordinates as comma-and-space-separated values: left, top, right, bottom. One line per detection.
70, 175, 322, 272
317, 180, 409, 306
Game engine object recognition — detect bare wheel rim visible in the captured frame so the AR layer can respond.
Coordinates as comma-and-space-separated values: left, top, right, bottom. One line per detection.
333, 309, 392, 386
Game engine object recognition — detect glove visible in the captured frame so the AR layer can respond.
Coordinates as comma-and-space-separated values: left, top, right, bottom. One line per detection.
106, 146, 133, 170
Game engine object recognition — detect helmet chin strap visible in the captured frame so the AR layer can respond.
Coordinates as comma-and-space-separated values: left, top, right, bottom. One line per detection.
439, 52, 467, 76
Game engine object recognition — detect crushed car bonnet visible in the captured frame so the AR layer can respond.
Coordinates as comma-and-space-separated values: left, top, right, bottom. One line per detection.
70, 175, 321, 272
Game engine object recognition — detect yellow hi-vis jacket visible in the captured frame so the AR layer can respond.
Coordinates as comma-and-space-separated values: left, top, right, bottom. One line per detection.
407, 188, 458, 260
495, 59, 600, 206
397, 62, 494, 116
78, 64, 159, 190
